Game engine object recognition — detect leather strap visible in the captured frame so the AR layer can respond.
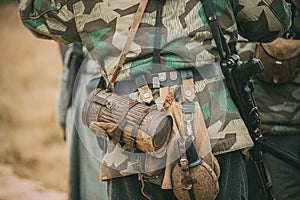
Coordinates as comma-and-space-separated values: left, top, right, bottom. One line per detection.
130, 107, 152, 147
177, 137, 197, 200
116, 100, 139, 143
108, 0, 149, 88
152, 0, 165, 71
273, 53, 283, 84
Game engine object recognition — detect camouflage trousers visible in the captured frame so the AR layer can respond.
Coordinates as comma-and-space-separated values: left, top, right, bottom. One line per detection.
107, 150, 248, 200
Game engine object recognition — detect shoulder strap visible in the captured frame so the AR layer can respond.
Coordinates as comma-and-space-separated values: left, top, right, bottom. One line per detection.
200, 0, 231, 59
108, 0, 149, 89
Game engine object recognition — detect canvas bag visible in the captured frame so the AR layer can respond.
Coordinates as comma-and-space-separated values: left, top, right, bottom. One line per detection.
255, 38, 300, 84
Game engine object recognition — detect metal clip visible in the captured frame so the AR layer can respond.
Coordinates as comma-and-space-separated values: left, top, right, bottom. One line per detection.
106, 101, 113, 110
181, 101, 195, 138
181, 101, 195, 114
180, 158, 189, 169
185, 119, 193, 138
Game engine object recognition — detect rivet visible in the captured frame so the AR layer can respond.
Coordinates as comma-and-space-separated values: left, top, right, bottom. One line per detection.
152, 77, 160, 88
143, 93, 150, 99
185, 90, 192, 97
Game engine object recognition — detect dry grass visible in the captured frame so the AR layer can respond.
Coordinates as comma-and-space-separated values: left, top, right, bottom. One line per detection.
0, 2, 68, 192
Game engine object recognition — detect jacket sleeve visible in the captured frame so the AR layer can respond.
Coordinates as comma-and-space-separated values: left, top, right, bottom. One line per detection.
234, 0, 292, 42
19, 0, 81, 44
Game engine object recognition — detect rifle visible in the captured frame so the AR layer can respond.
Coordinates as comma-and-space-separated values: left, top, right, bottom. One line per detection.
220, 54, 300, 200
200, 0, 300, 199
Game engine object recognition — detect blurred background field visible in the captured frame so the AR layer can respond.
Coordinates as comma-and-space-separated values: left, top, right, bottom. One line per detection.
0, 1, 68, 198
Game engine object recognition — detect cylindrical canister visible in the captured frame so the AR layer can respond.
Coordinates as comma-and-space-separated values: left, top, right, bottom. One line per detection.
82, 88, 172, 156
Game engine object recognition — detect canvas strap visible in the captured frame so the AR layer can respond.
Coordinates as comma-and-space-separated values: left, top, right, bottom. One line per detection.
273, 53, 284, 84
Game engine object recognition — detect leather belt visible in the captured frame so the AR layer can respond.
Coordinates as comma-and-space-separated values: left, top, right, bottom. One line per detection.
114, 62, 222, 95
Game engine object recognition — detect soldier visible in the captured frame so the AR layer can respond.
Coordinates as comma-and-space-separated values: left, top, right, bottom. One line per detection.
19, 0, 291, 199
56, 43, 108, 200
237, 0, 300, 199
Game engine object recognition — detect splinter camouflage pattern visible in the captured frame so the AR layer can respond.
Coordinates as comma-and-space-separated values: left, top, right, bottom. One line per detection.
254, 77, 300, 135
19, 0, 292, 183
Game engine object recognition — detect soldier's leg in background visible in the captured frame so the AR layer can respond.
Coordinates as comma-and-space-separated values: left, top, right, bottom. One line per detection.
245, 156, 268, 200
65, 110, 80, 200
66, 107, 108, 200
63, 56, 108, 199
215, 150, 248, 200
263, 133, 300, 200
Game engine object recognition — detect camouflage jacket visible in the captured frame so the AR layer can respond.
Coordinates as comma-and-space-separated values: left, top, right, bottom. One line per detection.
253, 78, 300, 135
19, 0, 292, 184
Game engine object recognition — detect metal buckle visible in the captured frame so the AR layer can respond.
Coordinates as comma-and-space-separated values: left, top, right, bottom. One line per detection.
180, 158, 189, 169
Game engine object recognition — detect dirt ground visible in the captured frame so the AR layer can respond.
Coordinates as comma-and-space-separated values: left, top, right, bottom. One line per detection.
0, 2, 68, 199
0, 164, 67, 200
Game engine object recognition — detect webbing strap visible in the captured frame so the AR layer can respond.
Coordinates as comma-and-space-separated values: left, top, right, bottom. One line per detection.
177, 137, 197, 200
152, 0, 166, 72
